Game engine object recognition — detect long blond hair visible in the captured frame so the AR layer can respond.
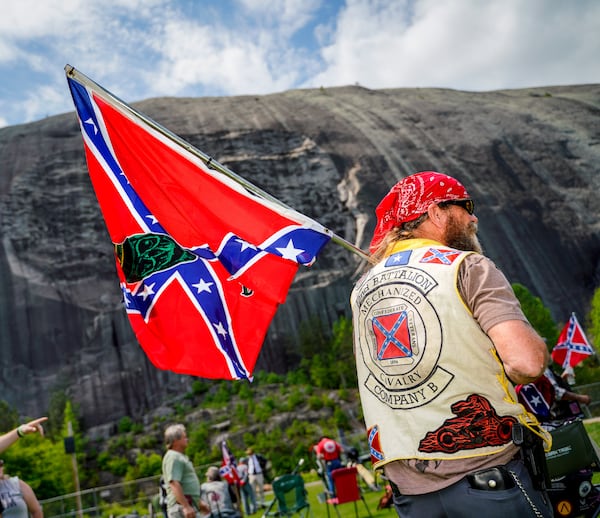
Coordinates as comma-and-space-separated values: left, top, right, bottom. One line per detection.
369, 213, 428, 264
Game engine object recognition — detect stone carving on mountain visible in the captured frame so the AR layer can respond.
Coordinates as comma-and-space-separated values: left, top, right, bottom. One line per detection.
0, 84, 598, 427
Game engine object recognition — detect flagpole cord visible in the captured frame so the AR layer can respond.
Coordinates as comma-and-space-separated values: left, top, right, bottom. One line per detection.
65, 65, 370, 263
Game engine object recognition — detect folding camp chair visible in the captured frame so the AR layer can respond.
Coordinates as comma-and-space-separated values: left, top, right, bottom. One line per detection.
325, 467, 373, 518
262, 473, 312, 518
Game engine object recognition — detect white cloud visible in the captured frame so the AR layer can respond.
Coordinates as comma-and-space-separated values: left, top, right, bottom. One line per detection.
149, 18, 285, 96
309, 0, 600, 91
145, 3, 323, 98
0, 0, 599, 128
21, 84, 69, 122
235, 0, 321, 33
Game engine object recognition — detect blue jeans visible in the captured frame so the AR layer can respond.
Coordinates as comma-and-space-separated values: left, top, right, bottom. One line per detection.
325, 459, 342, 495
391, 459, 553, 517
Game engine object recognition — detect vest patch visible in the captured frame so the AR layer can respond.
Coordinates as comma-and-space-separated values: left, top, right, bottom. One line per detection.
418, 394, 516, 454
355, 267, 453, 410
373, 311, 412, 359
384, 250, 412, 267
420, 247, 461, 265
368, 425, 384, 464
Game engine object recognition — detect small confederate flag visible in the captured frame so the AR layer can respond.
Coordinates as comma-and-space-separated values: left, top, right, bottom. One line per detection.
221, 441, 240, 485
515, 381, 552, 419
552, 313, 595, 370
66, 68, 331, 380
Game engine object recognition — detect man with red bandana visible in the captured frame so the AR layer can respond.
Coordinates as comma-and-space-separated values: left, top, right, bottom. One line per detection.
351, 171, 553, 517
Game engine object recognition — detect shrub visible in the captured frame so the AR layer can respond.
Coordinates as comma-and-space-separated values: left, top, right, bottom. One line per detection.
308, 396, 323, 410
107, 456, 130, 476
118, 416, 134, 433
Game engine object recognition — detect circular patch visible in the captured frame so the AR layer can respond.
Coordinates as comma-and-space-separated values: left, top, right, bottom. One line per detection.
355, 271, 453, 409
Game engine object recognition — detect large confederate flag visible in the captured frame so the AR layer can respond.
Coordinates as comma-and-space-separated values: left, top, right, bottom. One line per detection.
66, 68, 330, 380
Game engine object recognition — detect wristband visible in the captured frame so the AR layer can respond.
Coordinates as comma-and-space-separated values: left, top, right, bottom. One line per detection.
16, 426, 25, 438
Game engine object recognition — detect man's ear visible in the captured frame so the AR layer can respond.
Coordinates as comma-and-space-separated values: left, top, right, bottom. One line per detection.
426, 203, 446, 229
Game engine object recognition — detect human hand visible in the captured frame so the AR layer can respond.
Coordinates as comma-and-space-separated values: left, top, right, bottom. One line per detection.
579, 394, 591, 405
197, 499, 210, 514
17, 417, 48, 438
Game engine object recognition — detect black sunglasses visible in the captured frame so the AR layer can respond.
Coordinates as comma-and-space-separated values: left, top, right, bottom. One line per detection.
439, 199, 475, 215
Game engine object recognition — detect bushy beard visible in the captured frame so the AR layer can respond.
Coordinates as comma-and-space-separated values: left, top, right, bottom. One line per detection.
444, 214, 482, 253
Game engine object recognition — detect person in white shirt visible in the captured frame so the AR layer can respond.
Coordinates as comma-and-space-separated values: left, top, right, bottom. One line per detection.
245, 448, 265, 508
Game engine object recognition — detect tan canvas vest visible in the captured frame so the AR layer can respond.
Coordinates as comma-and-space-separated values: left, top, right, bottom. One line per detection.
351, 239, 530, 468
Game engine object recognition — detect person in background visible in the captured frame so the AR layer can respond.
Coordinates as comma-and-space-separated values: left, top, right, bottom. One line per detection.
162, 424, 209, 518
0, 459, 43, 518
351, 171, 553, 517
314, 436, 343, 495
200, 466, 241, 518
236, 458, 256, 515
245, 448, 266, 509
0, 418, 47, 454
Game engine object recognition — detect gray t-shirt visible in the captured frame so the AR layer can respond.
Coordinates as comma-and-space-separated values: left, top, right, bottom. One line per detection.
200, 480, 239, 517
0, 477, 28, 518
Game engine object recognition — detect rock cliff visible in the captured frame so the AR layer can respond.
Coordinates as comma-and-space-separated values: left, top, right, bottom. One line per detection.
0, 84, 598, 428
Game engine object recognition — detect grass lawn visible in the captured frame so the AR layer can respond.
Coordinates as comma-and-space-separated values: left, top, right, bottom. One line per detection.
584, 420, 600, 484
258, 423, 600, 518
260, 477, 391, 518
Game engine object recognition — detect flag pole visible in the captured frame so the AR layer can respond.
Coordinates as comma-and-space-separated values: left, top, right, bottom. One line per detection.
64, 65, 370, 263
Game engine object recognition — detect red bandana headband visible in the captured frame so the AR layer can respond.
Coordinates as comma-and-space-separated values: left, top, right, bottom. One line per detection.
369, 171, 470, 253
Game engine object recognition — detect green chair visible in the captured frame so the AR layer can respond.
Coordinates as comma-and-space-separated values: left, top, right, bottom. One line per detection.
262, 473, 313, 518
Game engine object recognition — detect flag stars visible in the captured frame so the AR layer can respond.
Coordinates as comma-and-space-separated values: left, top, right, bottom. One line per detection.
84, 117, 98, 135
193, 278, 213, 293
276, 239, 305, 261
120, 283, 132, 307
213, 321, 228, 338
145, 214, 158, 225
235, 238, 257, 252
119, 172, 131, 185
137, 282, 156, 301
530, 395, 542, 408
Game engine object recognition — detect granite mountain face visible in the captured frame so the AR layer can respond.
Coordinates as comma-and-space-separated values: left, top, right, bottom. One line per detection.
0, 84, 598, 429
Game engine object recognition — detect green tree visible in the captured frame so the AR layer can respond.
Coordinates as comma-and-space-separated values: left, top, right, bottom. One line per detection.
299, 316, 328, 356
118, 416, 134, 433
1, 416, 74, 499
187, 422, 211, 466
587, 286, 600, 347
47, 388, 68, 439
296, 315, 357, 389
0, 400, 18, 431
126, 452, 163, 480
329, 316, 357, 388
512, 283, 559, 346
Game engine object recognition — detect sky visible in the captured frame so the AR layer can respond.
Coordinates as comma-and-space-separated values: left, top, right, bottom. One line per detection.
1, 0, 599, 129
